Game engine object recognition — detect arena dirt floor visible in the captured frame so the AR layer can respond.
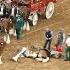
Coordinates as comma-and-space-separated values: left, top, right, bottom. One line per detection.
0, 0, 70, 70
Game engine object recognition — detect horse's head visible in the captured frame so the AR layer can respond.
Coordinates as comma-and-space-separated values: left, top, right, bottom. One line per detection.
19, 5, 30, 20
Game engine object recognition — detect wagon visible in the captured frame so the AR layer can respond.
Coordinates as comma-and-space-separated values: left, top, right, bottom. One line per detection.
0, 0, 57, 26
22, 0, 57, 26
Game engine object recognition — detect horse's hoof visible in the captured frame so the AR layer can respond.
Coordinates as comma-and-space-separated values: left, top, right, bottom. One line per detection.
35, 58, 42, 62
0, 61, 3, 64
12, 57, 18, 62
42, 57, 49, 63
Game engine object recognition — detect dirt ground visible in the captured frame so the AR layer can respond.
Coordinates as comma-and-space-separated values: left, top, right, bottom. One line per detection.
0, 0, 70, 70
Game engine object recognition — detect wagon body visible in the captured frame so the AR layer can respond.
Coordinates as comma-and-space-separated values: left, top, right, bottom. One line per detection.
26, 0, 57, 12
24, 0, 57, 26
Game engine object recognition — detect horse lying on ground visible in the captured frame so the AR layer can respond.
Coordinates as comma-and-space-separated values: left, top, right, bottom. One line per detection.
12, 46, 50, 63
0, 15, 13, 44
12, 45, 63, 63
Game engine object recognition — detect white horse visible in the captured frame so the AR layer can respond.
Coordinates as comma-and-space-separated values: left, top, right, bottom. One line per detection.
12, 46, 50, 63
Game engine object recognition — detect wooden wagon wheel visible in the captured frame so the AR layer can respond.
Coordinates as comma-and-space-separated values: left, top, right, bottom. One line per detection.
45, 2, 54, 19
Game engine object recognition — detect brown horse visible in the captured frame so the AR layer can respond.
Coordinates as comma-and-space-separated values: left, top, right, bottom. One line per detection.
19, 5, 30, 21
18, 5, 31, 31
0, 14, 12, 44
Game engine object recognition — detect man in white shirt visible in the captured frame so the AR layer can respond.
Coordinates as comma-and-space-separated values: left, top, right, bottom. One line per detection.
65, 34, 70, 61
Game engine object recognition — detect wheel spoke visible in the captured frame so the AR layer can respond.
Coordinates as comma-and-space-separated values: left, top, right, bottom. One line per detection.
45, 2, 54, 19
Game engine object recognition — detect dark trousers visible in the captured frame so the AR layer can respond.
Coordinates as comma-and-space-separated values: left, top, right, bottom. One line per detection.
65, 46, 70, 60
44, 39, 52, 57
44, 40, 51, 50
16, 28, 21, 39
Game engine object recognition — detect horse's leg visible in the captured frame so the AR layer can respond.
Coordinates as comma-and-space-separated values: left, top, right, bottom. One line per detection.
9, 21, 13, 35
4, 34, 7, 42
35, 58, 43, 62
4, 29, 7, 43
6, 34, 10, 44
0, 44, 4, 64
0, 49, 3, 64
5, 29, 7, 33
12, 47, 27, 62
9, 23, 14, 35
0, 55, 2, 64
0, 26, 2, 32
9, 28, 14, 35
12, 26, 16, 36
42, 57, 49, 63
25, 21, 30, 31
23, 21, 27, 30
4, 28, 10, 44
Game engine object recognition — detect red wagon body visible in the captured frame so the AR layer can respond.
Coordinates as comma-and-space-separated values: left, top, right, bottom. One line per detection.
27, 0, 57, 12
